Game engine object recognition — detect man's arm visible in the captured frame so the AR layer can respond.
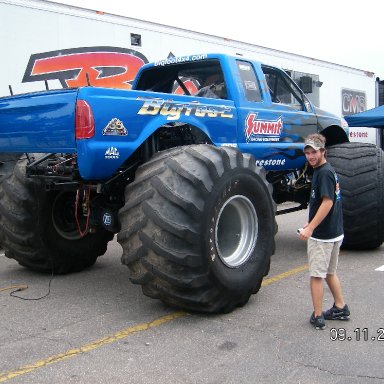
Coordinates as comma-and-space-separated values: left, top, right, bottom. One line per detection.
299, 196, 333, 240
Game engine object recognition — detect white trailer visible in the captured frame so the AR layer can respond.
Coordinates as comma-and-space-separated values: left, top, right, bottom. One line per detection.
0, 0, 379, 144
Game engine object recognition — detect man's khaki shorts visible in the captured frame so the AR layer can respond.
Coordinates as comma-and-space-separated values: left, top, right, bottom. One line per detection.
307, 238, 343, 278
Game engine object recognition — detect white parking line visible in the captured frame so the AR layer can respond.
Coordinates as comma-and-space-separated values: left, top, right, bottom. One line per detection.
375, 265, 384, 271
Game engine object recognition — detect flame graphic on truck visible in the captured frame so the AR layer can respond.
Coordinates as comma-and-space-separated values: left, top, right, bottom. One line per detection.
22, 47, 149, 89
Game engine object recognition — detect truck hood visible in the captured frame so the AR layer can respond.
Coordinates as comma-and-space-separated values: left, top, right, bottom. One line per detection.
313, 105, 342, 124
312, 105, 347, 132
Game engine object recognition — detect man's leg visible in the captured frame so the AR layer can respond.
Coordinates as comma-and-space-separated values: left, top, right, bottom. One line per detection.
325, 273, 345, 309
325, 240, 345, 308
310, 276, 324, 316
324, 273, 350, 320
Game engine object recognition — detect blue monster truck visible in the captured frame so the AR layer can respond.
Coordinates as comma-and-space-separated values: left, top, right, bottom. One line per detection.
0, 53, 383, 313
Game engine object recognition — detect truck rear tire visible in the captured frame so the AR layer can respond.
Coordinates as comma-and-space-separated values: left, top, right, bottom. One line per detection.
0, 153, 20, 183
117, 145, 276, 313
0, 157, 113, 273
327, 142, 384, 249
0, 153, 21, 249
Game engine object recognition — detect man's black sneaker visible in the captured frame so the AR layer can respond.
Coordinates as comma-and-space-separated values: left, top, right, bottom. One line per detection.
323, 304, 350, 320
310, 313, 326, 330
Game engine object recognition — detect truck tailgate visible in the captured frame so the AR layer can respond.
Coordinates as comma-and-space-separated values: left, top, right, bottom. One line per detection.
0, 89, 78, 153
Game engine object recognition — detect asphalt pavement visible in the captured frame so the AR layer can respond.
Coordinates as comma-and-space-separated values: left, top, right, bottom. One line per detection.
0, 209, 383, 383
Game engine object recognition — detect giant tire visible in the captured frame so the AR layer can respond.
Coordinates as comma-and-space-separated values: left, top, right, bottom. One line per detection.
0, 157, 114, 273
0, 153, 20, 183
117, 145, 276, 313
327, 142, 384, 249
0, 153, 21, 249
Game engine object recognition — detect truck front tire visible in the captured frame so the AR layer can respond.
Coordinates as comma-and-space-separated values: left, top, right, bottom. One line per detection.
117, 145, 276, 313
327, 142, 384, 249
0, 157, 113, 273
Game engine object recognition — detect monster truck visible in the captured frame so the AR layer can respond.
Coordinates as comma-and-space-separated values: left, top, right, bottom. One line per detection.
0, 53, 383, 313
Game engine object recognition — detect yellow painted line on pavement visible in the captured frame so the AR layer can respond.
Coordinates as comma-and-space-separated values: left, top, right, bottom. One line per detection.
0, 311, 187, 383
262, 264, 308, 286
0, 264, 308, 382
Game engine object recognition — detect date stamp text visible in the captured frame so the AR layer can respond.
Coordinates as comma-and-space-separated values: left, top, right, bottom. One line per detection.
330, 327, 384, 341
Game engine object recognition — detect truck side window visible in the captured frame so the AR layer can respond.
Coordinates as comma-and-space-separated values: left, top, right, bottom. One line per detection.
262, 65, 305, 110
166, 60, 227, 99
236, 60, 262, 102
136, 59, 227, 99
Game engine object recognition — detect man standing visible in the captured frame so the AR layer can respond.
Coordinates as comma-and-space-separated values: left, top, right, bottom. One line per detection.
299, 133, 350, 330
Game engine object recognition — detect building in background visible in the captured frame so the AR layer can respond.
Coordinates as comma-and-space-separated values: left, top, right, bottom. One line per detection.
0, 0, 381, 145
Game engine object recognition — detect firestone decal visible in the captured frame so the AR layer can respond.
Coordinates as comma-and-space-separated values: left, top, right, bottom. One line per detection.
102, 118, 128, 136
255, 159, 286, 167
137, 97, 233, 121
245, 112, 283, 143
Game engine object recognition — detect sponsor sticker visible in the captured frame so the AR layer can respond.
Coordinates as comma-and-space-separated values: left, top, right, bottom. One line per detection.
221, 143, 238, 148
102, 118, 128, 136
255, 159, 286, 167
105, 147, 120, 160
245, 112, 283, 143
103, 213, 112, 226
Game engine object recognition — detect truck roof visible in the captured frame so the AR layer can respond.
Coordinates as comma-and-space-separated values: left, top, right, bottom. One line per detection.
140, 53, 262, 70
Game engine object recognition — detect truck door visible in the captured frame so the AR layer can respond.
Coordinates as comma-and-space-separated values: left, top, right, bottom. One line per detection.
236, 60, 317, 171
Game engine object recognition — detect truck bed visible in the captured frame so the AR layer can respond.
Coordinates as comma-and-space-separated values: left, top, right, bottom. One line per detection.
0, 89, 78, 153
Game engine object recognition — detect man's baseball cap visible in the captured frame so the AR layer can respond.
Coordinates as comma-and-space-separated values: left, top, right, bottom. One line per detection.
304, 137, 325, 151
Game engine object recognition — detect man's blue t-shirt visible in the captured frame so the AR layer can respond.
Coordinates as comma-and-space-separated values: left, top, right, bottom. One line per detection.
308, 162, 343, 240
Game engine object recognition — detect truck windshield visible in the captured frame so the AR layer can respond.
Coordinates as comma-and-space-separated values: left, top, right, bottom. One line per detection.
262, 65, 305, 110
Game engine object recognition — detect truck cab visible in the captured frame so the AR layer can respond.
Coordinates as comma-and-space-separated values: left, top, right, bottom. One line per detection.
134, 54, 347, 172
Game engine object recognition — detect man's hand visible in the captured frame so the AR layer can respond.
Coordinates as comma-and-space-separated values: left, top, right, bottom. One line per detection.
299, 225, 313, 241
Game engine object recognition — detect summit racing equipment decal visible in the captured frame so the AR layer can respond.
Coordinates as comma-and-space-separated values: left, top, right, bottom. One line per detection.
137, 98, 233, 121
22, 47, 148, 89
245, 112, 283, 143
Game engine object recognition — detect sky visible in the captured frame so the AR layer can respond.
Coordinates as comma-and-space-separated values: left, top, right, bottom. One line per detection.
54, 0, 383, 79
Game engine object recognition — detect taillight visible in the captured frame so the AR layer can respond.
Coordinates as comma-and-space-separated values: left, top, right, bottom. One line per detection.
75, 99, 95, 139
